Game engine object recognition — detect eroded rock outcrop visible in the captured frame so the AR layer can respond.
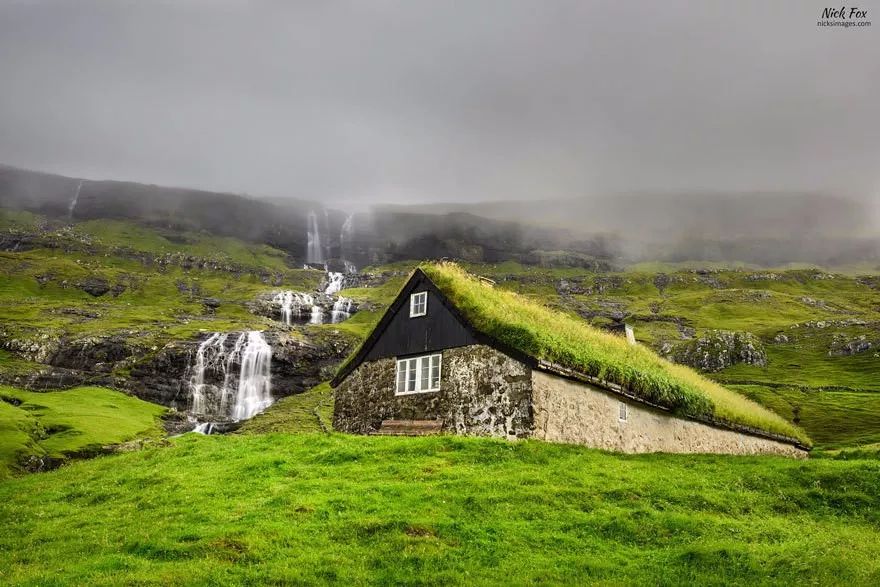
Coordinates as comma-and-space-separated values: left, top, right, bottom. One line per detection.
668, 330, 767, 372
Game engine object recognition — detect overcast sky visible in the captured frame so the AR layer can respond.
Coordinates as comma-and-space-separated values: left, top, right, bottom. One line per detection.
0, 1, 878, 207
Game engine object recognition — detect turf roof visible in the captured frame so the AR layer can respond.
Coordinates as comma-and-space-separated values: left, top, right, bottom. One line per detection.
339, 262, 811, 446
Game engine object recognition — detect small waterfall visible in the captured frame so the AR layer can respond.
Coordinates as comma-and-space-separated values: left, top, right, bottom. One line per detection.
331, 296, 354, 323
186, 331, 274, 424
306, 210, 324, 264
68, 180, 83, 219
343, 260, 357, 274
340, 213, 355, 258
272, 291, 316, 325
310, 305, 324, 324
324, 272, 346, 295
193, 422, 215, 435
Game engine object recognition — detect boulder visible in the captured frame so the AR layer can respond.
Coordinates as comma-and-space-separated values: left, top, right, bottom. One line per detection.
828, 334, 874, 356
669, 330, 767, 372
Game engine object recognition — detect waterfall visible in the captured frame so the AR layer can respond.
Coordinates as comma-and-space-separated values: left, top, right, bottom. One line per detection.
310, 305, 324, 324
272, 290, 324, 324
340, 213, 354, 258
272, 291, 316, 325
324, 272, 345, 295
186, 331, 274, 423
306, 210, 324, 264
343, 260, 357, 274
331, 296, 354, 323
68, 180, 83, 219
231, 331, 273, 420
193, 422, 215, 435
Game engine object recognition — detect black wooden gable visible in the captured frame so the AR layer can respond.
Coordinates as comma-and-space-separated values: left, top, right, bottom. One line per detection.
331, 269, 536, 386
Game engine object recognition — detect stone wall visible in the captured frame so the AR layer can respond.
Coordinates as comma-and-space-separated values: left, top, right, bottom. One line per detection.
333, 344, 533, 438
531, 371, 806, 458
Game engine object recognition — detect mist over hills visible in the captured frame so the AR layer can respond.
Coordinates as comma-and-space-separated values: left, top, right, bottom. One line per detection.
1, 163, 877, 268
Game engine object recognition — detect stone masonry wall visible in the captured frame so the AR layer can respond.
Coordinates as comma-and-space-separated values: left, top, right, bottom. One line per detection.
532, 371, 807, 458
333, 344, 533, 437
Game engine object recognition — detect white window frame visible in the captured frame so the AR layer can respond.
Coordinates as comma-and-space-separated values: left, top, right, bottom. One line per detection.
410, 291, 428, 317
618, 401, 628, 422
396, 353, 441, 395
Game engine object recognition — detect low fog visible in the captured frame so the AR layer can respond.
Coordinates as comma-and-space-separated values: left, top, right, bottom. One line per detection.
0, 2, 878, 210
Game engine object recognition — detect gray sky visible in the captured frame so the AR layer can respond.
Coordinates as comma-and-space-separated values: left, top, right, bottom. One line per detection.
0, 1, 878, 207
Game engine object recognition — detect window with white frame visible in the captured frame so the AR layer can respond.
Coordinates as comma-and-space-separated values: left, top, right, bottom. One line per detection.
396, 353, 441, 394
618, 401, 628, 422
410, 291, 427, 317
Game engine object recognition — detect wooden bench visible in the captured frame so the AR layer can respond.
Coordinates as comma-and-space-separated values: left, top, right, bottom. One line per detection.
375, 419, 443, 436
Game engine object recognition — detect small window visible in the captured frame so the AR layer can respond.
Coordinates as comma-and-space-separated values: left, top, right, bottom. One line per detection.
396, 353, 441, 394
410, 291, 427, 317
618, 401, 628, 422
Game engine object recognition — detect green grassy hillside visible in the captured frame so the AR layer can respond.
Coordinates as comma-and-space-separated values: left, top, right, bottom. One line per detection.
0, 209, 324, 349
0, 385, 167, 479
2, 434, 880, 585
236, 383, 333, 435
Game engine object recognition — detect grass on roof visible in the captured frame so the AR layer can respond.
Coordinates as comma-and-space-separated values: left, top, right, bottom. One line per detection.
341, 262, 809, 445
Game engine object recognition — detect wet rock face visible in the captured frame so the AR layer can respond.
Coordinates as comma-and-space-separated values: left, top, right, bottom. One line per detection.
668, 330, 767, 372
333, 345, 533, 438
50, 335, 137, 372
126, 330, 353, 411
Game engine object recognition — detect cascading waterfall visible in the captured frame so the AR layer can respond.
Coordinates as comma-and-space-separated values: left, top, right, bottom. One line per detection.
272, 291, 317, 325
68, 180, 83, 219
186, 331, 274, 428
306, 210, 324, 264
324, 272, 346, 295
231, 331, 273, 421
331, 296, 354, 323
272, 290, 325, 325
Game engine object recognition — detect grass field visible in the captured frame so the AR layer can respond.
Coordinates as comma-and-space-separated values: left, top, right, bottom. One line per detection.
2, 434, 880, 585
0, 385, 167, 479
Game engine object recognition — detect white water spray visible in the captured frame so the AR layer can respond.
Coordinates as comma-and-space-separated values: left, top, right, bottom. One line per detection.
331, 296, 354, 323
186, 331, 274, 422
272, 291, 318, 325
306, 210, 324, 264
231, 331, 273, 420
68, 180, 83, 219
324, 272, 346, 295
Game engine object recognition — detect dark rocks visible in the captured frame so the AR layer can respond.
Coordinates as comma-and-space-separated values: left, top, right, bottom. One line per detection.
49, 335, 137, 372
669, 330, 767, 372
828, 334, 874, 356
653, 273, 670, 294
202, 297, 221, 312
78, 276, 111, 297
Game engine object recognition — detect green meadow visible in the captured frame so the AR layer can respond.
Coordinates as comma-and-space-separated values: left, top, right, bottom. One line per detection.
2, 434, 880, 586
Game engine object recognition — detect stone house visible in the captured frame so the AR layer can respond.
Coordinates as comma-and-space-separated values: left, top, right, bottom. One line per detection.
331, 267, 808, 457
